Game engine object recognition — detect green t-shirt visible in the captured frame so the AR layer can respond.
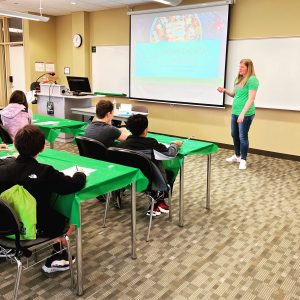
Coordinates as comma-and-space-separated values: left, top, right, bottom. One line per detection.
232, 75, 259, 116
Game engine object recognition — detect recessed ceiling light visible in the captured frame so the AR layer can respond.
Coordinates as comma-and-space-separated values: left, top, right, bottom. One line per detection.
71, 2, 76, 4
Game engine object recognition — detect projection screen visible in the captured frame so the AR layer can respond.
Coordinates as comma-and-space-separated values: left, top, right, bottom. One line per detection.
129, 3, 230, 107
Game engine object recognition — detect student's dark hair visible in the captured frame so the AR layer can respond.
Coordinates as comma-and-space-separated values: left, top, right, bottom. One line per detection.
14, 125, 45, 157
9, 90, 28, 110
96, 100, 113, 119
126, 114, 148, 136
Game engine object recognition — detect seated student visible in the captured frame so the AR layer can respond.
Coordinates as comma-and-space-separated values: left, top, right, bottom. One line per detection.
0, 90, 32, 141
118, 114, 182, 216
0, 125, 86, 273
84, 99, 129, 147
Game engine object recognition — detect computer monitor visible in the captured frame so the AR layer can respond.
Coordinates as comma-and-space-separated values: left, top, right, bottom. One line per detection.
66, 76, 91, 93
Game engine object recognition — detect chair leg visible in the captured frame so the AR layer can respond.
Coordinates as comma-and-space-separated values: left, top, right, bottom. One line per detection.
33, 249, 38, 262
146, 197, 155, 242
13, 257, 22, 300
65, 235, 75, 290
102, 192, 111, 228
168, 186, 172, 222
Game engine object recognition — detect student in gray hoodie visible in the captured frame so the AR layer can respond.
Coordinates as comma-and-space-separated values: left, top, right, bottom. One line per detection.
0, 90, 32, 141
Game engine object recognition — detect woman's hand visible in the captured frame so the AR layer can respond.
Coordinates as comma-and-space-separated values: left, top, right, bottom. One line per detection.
217, 87, 235, 97
217, 87, 225, 93
237, 114, 244, 123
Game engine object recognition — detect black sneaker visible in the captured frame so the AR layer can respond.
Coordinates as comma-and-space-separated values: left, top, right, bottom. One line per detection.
42, 250, 75, 274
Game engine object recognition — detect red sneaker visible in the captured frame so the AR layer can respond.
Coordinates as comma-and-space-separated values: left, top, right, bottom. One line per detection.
146, 204, 161, 216
158, 200, 169, 213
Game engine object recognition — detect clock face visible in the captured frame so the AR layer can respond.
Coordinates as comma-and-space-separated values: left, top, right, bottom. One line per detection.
72, 34, 82, 48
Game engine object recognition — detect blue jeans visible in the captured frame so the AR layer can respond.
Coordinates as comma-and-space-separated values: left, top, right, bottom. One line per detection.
231, 114, 255, 160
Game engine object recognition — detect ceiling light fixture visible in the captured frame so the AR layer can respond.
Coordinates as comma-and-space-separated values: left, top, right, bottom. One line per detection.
152, 0, 182, 6
0, 9, 49, 22
0, 0, 49, 22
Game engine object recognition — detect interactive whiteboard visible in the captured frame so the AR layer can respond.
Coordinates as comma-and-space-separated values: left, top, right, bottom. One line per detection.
91, 45, 129, 96
225, 37, 300, 111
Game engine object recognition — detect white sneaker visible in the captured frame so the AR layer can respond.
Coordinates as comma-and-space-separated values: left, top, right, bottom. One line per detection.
226, 155, 241, 163
239, 159, 247, 170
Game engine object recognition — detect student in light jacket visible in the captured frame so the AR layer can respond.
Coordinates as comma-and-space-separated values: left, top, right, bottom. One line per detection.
0, 90, 32, 141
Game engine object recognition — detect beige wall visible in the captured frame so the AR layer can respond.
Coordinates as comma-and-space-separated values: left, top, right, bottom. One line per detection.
55, 15, 73, 86
55, 12, 90, 86
27, 0, 300, 156
24, 17, 57, 89
88, 0, 300, 156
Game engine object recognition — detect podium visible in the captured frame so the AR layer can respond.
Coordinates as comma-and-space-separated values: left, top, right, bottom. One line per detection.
36, 86, 99, 142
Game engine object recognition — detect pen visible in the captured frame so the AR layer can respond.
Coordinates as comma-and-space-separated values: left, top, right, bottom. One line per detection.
183, 135, 194, 143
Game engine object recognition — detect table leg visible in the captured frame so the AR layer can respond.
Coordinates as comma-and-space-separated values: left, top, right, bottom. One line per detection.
131, 182, 137, 259
179, 159, 185, 227
76, 204, 83, 296
206, 154, 211, 209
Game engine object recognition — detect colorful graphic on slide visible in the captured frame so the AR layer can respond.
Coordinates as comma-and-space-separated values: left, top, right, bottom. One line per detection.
150, 14, 201, 42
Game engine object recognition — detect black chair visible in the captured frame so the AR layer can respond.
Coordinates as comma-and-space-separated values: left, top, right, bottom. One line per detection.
0, 199, 75, 300
75, 136, 122, 206
105, 147, 171, 242
75, 136, 108, 161
0, 125, 13, 144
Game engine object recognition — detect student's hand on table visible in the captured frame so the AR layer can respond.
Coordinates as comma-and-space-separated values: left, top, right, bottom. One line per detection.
75, 165, 85, 174
174, 141, 183, 147
0, 144, 10, 151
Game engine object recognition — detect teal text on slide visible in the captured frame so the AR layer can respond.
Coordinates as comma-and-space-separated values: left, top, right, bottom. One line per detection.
135, 40, 221, 79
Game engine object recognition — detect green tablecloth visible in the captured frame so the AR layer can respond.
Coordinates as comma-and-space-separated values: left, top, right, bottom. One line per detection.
0, 148, 148, 227
33, 114, 88, 143
147, 133, 219, 178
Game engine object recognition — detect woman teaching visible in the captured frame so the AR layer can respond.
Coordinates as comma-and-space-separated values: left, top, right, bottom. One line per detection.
218, 59, 259, 170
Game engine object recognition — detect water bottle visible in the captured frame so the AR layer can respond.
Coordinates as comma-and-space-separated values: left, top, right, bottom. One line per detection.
113, 99, 117, 112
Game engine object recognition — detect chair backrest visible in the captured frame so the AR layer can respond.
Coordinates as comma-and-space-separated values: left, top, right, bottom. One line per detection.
0, 199, 32, 257
0, 199, 20, 238
132, 106, 148, 113
0, 125, 13, 144
75, 136, 108, 161
107, 147, 168, 192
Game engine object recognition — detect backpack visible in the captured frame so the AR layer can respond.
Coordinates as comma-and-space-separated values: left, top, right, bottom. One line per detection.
0, 185, 37, 240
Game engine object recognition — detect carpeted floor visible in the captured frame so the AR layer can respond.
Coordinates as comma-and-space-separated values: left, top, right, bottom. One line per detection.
1, 142, 300, 300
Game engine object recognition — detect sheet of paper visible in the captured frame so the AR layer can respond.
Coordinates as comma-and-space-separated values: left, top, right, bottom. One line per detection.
62, 166, 96, 177
153, 150, 174, 161
34, 121, 59, 125
0, 154, 17, 159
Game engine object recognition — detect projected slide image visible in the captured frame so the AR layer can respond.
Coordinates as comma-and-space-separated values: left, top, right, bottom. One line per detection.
130, 5, 229, 106
150, 14, 201, 42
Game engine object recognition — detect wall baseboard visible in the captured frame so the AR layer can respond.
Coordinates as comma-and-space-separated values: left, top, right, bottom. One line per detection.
217, 142, 300, 162
151, 131, 300, 162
